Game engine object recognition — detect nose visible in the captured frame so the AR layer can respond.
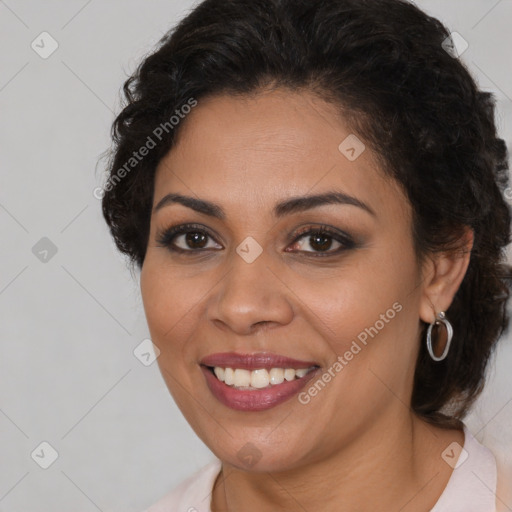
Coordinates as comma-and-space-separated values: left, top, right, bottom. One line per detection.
207, 248, 294, 336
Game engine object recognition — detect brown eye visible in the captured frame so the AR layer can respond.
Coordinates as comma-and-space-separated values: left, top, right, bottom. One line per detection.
292, 232, 340, 253
156, 224, 222, 252
308, 233, 334, 251
183, 231, 209, 249
288, 225, 355, 256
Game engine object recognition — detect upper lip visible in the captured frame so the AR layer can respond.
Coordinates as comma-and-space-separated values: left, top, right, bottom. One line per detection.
200, 352, 319, 370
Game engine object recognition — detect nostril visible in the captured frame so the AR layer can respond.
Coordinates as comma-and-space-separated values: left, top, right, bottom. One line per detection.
252, 320, 271, 329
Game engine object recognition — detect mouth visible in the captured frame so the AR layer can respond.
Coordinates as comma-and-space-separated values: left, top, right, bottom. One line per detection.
203, 365, 317, 389
199, 352, 321, 411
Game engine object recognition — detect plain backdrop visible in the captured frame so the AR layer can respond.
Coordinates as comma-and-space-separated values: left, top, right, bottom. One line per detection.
1, 1, 511, 511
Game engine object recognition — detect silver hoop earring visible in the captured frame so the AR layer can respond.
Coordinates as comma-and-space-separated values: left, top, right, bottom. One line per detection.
426, 311, 453, 362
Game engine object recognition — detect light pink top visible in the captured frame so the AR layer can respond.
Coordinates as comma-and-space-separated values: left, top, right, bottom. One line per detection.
143, 424, 497, 512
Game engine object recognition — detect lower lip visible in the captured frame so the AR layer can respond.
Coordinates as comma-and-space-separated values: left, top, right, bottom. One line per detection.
200, 366, 320, 411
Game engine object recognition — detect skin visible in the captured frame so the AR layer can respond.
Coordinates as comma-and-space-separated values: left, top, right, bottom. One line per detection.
140, 87, 474, 511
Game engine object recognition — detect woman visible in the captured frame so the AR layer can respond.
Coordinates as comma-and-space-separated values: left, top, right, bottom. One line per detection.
101, 0, 511, 510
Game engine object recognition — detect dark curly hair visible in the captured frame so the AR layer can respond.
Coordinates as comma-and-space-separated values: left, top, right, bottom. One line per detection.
101, 0, 512, 428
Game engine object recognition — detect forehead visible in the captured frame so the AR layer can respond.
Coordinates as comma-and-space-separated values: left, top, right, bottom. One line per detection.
153, 89, 409, 222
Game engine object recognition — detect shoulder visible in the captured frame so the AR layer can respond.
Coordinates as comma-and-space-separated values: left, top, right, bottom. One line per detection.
430, 423, 497, 512
141, 458, 222, 512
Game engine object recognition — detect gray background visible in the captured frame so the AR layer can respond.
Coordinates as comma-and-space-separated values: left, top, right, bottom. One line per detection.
1, 1, 511, 511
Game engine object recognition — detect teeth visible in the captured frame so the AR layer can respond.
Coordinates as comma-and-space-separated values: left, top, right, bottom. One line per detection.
224, 367, 234, 385
234, 369, 251, 387
212, 366, 314, 389
251, 369, 269, 388
214, 367, 225, 381
269, 368, 284, 385
284, 368, 295, 381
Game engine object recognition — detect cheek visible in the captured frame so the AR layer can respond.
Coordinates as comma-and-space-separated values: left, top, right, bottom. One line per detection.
287, 263, 420, 435
140, 255, 206, 361
293, 274, 400, 358
291, 243, 420, 374
140, 257, 208, 418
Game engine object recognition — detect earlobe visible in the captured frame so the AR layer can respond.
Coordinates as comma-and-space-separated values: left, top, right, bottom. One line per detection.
419, 227, 474, 324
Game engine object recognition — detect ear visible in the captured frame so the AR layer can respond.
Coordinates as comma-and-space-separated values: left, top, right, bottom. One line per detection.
419, 227, 474, 324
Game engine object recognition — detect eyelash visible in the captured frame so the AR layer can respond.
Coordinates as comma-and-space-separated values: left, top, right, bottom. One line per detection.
156, 223, 356, 257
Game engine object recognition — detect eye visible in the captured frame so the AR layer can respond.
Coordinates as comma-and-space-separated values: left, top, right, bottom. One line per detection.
287, 225, 355, 256
156, 223, 356, 257
156, 223, 222, 253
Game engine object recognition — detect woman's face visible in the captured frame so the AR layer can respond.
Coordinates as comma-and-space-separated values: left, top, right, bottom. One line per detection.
140, 88, 427, 471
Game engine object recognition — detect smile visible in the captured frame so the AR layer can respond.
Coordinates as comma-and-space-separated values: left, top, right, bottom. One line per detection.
200, 352, 321, 411
210, 366, 315, 389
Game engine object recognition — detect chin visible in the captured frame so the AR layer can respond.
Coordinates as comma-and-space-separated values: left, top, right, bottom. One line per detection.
209, 433, 311, 473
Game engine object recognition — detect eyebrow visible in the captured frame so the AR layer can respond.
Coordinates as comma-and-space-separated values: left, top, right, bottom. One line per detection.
153, 191, 376, 219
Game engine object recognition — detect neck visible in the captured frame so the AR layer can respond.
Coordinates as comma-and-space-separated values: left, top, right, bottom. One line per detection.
211, 412, 462, 512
